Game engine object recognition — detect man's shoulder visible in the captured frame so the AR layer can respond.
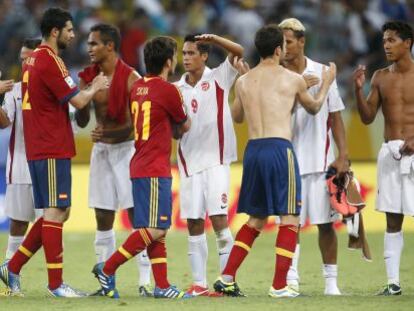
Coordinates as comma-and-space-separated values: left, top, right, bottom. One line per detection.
305, 57, 326, 74
372, 66, 392, 83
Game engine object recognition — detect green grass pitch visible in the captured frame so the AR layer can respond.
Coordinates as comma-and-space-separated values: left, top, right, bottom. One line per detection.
0, 231, 413, 310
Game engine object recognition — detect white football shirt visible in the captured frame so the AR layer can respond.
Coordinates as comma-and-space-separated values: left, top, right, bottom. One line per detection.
175, 57, 238, 177
292, 57, 345, 176
2, 82, 31, 184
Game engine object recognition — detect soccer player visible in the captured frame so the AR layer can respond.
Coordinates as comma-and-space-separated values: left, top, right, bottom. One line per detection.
175, 33, 243, 296
0, 7, 108, 297
278, 18, 348, 295
213, 24, 336, 298
353, 21, 414, 296
92, 36, 192, 299
0, 39, 41, 263
76, 23, 153, 297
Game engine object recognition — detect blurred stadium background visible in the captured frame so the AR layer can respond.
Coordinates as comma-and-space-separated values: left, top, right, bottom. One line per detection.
1, 0, 414, 232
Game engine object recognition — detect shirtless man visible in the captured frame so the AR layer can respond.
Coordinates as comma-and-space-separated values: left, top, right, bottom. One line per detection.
213, 24, 336, 298
76, 23, 152, 296
353, 21, 414, 296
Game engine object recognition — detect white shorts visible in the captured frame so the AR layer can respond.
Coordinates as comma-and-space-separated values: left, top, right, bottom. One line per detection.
5, 184, 37, 222
180, 165, 230, 219
89, 141, 134, 211
376, 141, 414, 216
299, 173, 339, 226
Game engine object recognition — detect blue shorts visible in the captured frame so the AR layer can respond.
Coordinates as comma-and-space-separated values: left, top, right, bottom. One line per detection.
131, 177, 172, 229
28, 159, 71, 209
238, 138, 301, 217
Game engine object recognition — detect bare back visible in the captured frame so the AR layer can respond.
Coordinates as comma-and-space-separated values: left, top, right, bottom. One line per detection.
374, 63, 414, 141
236, 63, 303, 140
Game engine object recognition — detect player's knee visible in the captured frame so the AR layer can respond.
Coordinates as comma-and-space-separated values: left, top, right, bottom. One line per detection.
9, 219, 30, 236
210, 215, 228, 232
317, 222, 334, 235
386, 213, 403, 233
187, 218, 205, 235
386, 222, 402, 233
95, 209, 115, 230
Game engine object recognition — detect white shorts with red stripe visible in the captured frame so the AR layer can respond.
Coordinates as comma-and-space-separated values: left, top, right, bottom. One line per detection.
179, 164, 230, 220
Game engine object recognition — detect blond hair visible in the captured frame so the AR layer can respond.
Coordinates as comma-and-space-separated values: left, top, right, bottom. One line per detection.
279, 18, 306, 33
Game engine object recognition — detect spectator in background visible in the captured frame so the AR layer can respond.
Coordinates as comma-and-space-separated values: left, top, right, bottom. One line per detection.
120, 9, 148, 73
345, 0, 387, 76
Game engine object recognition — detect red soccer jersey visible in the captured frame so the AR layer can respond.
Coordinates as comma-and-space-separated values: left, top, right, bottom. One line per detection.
22, 45, 79, 160
130, 76, 187, 178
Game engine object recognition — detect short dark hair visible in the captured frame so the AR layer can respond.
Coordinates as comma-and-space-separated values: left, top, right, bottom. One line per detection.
144, 36, 177, 75
90, 23, 121, 52
184, 34, 210, 55
382, 21, 413, 50
40, 7, 73, 38
22, 38, 41, 50
255, 24, 284, 59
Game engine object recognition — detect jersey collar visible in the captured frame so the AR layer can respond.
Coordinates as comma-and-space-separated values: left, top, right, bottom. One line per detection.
303, 57, 318, 75
177, 66, 212, 88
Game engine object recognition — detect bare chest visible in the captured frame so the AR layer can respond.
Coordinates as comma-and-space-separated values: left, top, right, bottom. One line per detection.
379, 73, 414, 107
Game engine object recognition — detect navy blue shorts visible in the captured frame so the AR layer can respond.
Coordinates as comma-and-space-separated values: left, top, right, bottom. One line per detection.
131, 177, 172, 229
28, 159, 71, 209
238, 138, 301, 217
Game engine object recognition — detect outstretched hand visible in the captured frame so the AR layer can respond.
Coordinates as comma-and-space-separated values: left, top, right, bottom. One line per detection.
353, 65, 366, 90
321, 62, 336, 85
232, 56, 250, 75
0, 79, 14, 94
303, 74, 320, 89
91, 72, 109, 92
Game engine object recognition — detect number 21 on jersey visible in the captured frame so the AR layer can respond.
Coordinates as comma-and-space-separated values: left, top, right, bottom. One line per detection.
131, 100, 151, 141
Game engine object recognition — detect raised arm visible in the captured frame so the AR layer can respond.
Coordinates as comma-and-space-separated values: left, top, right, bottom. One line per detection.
353, 65, 381, 124
231, 78, 244, 123
296, 62, 336, 115
195, 34, 243, 63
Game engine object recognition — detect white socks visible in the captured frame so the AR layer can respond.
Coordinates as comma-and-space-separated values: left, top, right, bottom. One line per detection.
323, 264, 341, 295
6, 235, 24, 260
94, 229, 116, 263
137, 249, 152, 286
188, 233, 208, 287
287, 244, 300, 287
384, 231, 403, 285
215, 228, 234, 273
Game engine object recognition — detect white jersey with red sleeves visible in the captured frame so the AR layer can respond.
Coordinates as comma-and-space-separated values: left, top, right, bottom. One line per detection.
175, 57, 238, 177
2, 82, 31, 184
292, 57, 345, 176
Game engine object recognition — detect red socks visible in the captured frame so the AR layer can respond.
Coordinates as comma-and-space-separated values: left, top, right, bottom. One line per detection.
8, 217, 44, 275
104, 228, 153, 276
222, 224, 260, 280
273, 225, 298, 289
42, 220, 64, 290
147, 237, 170, 289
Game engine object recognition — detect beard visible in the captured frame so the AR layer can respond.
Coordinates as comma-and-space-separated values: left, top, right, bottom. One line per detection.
57, 32, 68, 50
